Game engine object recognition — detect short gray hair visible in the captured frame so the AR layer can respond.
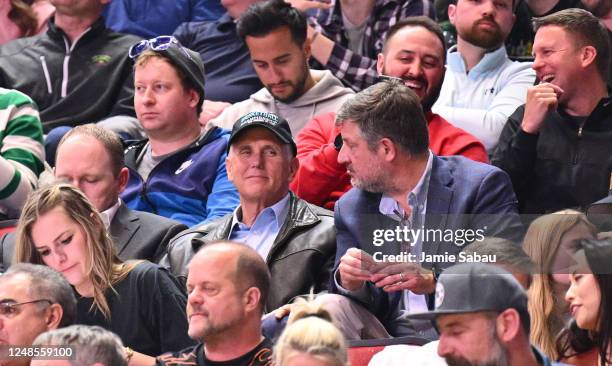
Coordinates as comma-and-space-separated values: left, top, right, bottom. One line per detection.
33, 325, 127, 366
3, 263, 76, 327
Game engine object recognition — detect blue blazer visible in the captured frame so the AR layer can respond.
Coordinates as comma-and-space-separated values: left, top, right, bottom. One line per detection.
333, 155, 524, 333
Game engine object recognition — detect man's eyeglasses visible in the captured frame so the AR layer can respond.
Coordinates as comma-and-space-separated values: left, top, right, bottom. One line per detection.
128, 35, 194, 61
0, 299, 52, 318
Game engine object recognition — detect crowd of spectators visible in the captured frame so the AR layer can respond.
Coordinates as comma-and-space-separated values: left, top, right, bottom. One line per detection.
0, 0, 611, 365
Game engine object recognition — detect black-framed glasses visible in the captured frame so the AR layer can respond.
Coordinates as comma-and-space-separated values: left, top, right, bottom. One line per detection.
0, 299, 53, 318
128, 35, 193, 61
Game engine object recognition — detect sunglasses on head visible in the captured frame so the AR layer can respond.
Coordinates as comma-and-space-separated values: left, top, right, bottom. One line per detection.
129, 36, 194, 62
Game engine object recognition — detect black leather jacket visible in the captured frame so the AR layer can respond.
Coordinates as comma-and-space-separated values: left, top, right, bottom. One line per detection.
158, 192, 336, 311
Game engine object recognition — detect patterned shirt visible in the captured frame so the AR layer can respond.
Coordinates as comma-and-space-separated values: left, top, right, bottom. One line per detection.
156, 339, 273, 366
310, 0, 435, 91
0, 88, 44, 219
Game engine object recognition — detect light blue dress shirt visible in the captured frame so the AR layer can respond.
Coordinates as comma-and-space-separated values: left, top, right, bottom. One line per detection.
229, 193, 291, 260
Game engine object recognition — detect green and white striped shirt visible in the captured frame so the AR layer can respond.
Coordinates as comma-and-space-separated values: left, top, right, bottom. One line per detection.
0, 88, 44, 218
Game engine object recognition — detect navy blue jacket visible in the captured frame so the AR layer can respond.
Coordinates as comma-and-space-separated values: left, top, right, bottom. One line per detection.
121, 127, 239, 227
332, 155, 523, 334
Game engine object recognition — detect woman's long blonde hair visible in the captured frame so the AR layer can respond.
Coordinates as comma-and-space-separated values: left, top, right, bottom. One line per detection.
523, 209, 598, 360
14, 183, 139, 319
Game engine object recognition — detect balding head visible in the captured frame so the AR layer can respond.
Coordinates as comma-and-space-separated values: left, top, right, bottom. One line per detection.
190, 241, 271, 311
185, 242, 270, 343
55, 125, 129, 212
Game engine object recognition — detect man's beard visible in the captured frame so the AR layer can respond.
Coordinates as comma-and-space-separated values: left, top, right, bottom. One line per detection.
444, 330, 509, 366
267, 60, 310, 104
421, 78, 442, 113
381, 68, 442, 113
190, 308, 244, 342
350, 165, 393, 193
459, 18, 504, 50
200, 315, 243, 340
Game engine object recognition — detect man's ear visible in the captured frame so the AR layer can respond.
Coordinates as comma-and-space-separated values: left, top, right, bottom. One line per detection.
379, 138, 397, 162
376, 53, 385, 75
187, 89, 200, 109
448, 4, 457, 26
303, 38, 312, 60
287, 156, 300, 183
580, 45, 597, 70
495, 309, 521, 343
243, 287, 262, 313
117, 167, 129, 194
225, 155, 234, 182
45, 303, 64, 330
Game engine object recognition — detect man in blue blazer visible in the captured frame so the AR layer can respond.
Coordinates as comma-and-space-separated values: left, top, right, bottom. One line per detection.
329, 79, 523, 339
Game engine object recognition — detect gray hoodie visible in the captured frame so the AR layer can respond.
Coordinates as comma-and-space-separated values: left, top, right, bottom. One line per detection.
210, 69, 354, 134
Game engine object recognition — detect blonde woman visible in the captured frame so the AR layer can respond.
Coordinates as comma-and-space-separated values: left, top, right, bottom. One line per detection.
523, 210, 597, 360
274, 299, 348, 366
14, 183, 194, 356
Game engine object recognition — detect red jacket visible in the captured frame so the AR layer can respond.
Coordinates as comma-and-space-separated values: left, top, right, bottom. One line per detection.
290, 112, 488, 209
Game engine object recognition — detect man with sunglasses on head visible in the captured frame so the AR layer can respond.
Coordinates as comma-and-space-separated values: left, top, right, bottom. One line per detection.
120, 37, 239, 227
0, 263, 76, 366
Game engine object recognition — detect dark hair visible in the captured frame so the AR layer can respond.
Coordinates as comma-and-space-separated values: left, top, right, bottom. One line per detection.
336, 79, 429, 155
384, 16, 447, 63
533, 8, 611, 81
582, 239, 612, 365
236, 247, 271, 313
557, 238, 612, 364
556, 320, 597, 361
237, 0, 307, 46
58, 124, 125, 177
3, 263, 77, 327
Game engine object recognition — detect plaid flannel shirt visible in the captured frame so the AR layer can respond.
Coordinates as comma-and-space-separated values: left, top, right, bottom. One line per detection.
309, 0, 435, 91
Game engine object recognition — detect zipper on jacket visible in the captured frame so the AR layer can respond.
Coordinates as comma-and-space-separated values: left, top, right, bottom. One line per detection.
60, 29, 90, 98
573, 120, 587, 164
39, 56, 52, 94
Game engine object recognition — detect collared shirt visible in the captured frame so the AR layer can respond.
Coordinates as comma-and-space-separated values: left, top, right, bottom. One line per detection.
309, 0, 434, 91
379, 151, 433, 315
335, 152, 433, 317
432, 45, 535, 151
100, 199, 121, 229
229, 193, 291, 260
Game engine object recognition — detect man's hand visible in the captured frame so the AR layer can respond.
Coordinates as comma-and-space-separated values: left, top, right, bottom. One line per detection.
338, 248, 377, 291
370, 262, 436, 294
521, 82, 564, 134
284, 0, 332, 12
198, 100, 231, 127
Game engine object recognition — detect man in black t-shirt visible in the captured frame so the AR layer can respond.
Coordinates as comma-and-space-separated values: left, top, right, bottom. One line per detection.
156, 241, 273, 366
